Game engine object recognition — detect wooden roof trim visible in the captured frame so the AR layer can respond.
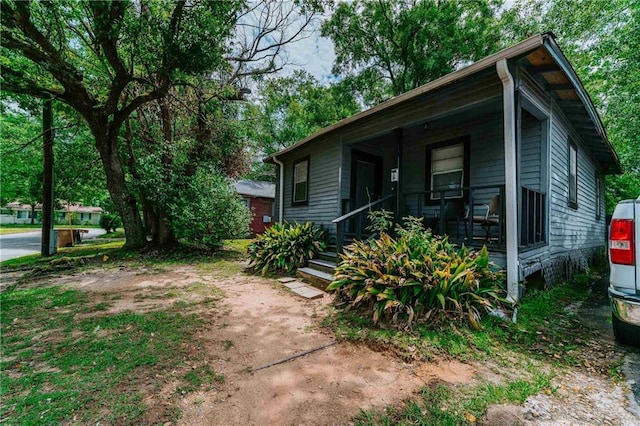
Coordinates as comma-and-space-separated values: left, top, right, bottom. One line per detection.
542, 36, 620, 170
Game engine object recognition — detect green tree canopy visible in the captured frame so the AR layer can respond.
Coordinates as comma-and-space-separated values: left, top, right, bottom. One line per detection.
321, 0, 505, 105
1, 0, 319, 247
243, 71, 360, 180
0, 103, 42, 217
506, 0, 640, 211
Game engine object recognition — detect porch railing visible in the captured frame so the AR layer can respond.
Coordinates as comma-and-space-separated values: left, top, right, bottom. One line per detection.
520, 186, 546, 248
333, 194, 395, 253
333, 185, 546, 253
401, 185, 506, 250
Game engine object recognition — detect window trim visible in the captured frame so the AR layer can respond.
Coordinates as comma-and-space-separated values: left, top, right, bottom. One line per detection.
292, 156, 310, 206
595, 173, 602, 220
425, 136, 470, 205
567, 140, 578, 210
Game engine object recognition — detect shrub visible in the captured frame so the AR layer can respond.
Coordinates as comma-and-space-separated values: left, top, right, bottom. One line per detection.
327, 212, 506, 329
167, 170, 251, 249
100, 213, 122, 233
248, 222, 327, 275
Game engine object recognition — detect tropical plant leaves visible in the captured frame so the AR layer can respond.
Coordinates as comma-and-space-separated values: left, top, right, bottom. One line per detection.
247, 222, 327, 275
327, 213, 506, 329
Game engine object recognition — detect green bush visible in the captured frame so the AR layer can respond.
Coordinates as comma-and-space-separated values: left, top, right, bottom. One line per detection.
100, 213, 122, 233
248, 222, 327, 275
167, 170, 251, 249
327, 212, 506, 329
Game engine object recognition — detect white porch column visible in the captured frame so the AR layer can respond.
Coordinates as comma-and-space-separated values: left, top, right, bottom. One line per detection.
273, 156, 285, 225
496, 59, 520, 302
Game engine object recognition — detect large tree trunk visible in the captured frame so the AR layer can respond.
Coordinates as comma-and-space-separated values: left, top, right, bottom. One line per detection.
146, 208, 178, 248
128, 102, 180, 249
94, 129, 147, 249
149, 98, 179, 248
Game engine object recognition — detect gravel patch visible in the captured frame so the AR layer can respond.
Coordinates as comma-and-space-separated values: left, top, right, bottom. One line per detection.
522, 369, 640, 425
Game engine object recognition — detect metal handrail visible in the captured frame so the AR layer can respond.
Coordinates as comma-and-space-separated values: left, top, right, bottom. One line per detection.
333, 194, 395, 253
332, 194, 395, 224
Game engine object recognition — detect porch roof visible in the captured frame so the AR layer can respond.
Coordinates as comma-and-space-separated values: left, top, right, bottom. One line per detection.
266, 33, 620, 174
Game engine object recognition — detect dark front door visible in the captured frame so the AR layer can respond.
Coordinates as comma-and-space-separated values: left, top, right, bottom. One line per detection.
350, 150, 383, 236
351, 150, 383, 208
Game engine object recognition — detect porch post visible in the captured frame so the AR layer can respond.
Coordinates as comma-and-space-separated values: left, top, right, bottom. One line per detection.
497, 59, 520, 303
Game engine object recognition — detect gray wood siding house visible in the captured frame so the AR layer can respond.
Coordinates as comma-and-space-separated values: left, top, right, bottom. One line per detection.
267, 33, 619, 301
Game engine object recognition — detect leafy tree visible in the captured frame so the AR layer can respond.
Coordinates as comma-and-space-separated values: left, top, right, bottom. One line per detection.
506, 0, 640, 211
243, 71, 360, 180
321, 0, 505, 105
167, 168, 251, 248
1, 99, 110, 218
0, 105, 42, 211
125, 89, 250, 246
1, 0, 319, 247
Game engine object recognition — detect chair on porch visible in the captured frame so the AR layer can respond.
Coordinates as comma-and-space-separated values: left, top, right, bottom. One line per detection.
444, 199, 468, 240
472, 195, 500, 242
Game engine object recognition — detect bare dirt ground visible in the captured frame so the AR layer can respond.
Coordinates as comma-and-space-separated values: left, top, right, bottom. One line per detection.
8, 263, 640, 425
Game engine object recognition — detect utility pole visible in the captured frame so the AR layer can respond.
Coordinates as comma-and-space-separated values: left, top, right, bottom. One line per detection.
41, 99, 56, 256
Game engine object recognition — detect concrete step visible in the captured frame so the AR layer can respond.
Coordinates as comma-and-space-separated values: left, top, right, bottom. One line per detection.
318, 251, 338, 263
281, 280, 325, 299
297, 267, 334, 291
308, 258, 336, 275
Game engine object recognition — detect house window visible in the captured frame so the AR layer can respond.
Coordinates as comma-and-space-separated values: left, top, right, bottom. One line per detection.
568, 141, 578, 209
292, 157, 309, 205
595, 174, 602, 220
241, 198, 250, 209
430, 143, 465, 200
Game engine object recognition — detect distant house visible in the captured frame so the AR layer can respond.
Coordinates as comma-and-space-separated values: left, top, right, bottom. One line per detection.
235, 180, 275, 234
0, 202, 103, 225
265, 33, 620, 300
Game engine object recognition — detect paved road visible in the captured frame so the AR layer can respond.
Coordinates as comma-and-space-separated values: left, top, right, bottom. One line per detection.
0, 228, 107, 262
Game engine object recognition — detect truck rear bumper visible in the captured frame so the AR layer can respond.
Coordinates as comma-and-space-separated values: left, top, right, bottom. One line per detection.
609, 288, 640, 327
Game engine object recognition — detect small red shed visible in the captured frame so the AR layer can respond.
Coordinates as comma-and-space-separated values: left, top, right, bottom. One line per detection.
235, 180, 275, 234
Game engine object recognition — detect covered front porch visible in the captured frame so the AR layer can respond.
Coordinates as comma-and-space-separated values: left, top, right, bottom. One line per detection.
333, 69, 546, 300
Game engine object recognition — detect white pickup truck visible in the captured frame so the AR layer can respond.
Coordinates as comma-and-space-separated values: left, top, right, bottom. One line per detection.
609, 197, 640, 346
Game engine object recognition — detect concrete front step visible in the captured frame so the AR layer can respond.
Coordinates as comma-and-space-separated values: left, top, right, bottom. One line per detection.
318, 251, 338, 263
297, 267, 334, 290
281, 280, 325, 299
308, 258, 336, 275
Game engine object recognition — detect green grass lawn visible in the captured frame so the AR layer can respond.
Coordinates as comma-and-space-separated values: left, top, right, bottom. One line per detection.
0, 286, 218, 424
1, 239, 618, 425
0, 228, 40, 235
0, 224, 103, 235
0, 240, 127, 270
0, 240, 250, 424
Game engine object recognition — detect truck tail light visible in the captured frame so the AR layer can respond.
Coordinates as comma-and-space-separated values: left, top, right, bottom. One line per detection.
610, 219, 635, 265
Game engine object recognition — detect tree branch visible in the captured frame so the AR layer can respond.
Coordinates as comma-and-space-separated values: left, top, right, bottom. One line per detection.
4, 123, 78, 154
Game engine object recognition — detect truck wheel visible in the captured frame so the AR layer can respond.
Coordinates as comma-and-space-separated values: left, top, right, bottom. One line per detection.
612, 314, 640, 347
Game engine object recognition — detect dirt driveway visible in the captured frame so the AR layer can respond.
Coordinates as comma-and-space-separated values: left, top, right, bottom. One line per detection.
44, 264, 442, 425
12, 261, 640, 425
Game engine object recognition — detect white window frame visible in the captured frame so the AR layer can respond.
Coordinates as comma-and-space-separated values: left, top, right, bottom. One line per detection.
595, 174, 602, 219
292, 158, 309, 205
430, 143, 465, 200
568, 140, 578, 209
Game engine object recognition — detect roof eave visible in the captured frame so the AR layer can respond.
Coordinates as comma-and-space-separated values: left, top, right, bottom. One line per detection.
542, 36, 621, 173
266, 34, 546, 162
